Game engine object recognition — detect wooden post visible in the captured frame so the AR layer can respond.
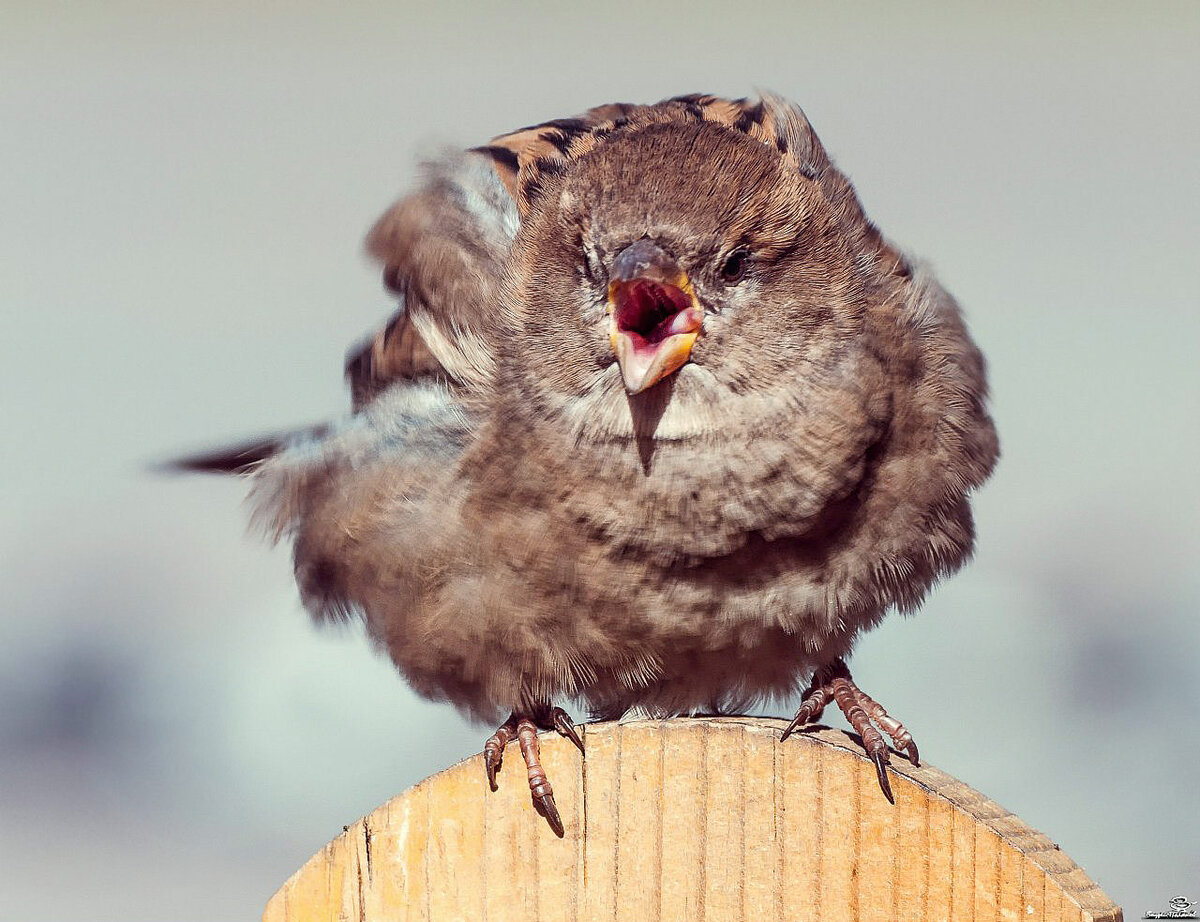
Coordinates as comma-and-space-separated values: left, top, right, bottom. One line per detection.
263, 717, 1122, 922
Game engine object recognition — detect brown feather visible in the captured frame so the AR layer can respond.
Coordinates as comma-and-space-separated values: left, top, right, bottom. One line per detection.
351, 150, 516, 407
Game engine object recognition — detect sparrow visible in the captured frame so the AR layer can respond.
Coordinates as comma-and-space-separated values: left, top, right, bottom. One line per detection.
176, 92, 999, 836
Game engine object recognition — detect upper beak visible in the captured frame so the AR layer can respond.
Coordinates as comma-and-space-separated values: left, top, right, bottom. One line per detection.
606, 239, 703, 394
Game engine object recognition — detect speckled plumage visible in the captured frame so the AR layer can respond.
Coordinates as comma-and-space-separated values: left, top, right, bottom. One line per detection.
193, 93, 998, 740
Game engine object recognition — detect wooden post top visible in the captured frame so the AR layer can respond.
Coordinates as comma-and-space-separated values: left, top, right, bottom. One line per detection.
263, 717, 1122, 922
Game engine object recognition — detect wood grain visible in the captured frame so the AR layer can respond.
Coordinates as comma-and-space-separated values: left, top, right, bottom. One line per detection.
263, 717, 1122, 922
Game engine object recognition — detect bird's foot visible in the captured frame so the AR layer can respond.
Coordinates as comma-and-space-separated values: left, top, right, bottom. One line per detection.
781, 657, 919, 805
482, 704, 584, 837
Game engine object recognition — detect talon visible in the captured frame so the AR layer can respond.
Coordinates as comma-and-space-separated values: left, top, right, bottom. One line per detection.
535, 792, 565, 838
484, 748, 501, 791
780, 716, 802, 742
905, 740, 920, 767
781, 685, 830, 740
550, 707, 585, 753
871, 749, 895, 804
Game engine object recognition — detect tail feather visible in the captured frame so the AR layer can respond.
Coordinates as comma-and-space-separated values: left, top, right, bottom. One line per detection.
162, 425, 329, 475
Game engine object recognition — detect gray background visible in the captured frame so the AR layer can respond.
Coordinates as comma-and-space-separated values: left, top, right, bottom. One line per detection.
2, 2, 1197, 918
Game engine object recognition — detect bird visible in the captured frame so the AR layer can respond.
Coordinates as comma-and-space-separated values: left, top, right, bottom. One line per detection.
175, 92, 999, 836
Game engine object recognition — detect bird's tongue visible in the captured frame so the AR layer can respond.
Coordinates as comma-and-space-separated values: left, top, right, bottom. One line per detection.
614, 280, 698, 346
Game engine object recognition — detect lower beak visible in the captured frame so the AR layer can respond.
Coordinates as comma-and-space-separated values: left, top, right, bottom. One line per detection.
609, 315, 701, 394
607, 265, 703, 395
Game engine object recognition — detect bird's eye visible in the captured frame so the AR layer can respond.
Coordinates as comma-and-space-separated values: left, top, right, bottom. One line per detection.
719, 249, 750, 283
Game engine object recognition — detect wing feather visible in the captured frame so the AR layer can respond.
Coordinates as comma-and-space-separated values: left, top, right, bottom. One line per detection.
347, 150, 519, 408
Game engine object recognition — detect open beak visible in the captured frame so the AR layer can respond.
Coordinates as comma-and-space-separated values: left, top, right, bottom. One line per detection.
607, 239, 703, 394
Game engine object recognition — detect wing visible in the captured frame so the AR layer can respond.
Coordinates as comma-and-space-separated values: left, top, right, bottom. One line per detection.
171, 151, 517, 473
346, 150, 519, 409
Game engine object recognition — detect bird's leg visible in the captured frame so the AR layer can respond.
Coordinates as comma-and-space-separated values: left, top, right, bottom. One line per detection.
481, 704, 584, 838
781, 658, 919, 805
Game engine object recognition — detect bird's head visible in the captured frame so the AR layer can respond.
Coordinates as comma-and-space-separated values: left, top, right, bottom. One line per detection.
493, 96, 907, 441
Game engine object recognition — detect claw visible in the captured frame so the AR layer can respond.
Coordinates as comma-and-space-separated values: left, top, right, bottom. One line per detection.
870, 749, 895, 804
484, 748, 501, 792
779, 715, 802, 742
550, 707, 585, 753
534, 792, 565, 838
905, 740, 920, 767
781, 686, 828, 741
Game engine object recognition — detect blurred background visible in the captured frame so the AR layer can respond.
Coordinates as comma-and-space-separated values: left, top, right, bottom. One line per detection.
2, 1, 1197, 918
